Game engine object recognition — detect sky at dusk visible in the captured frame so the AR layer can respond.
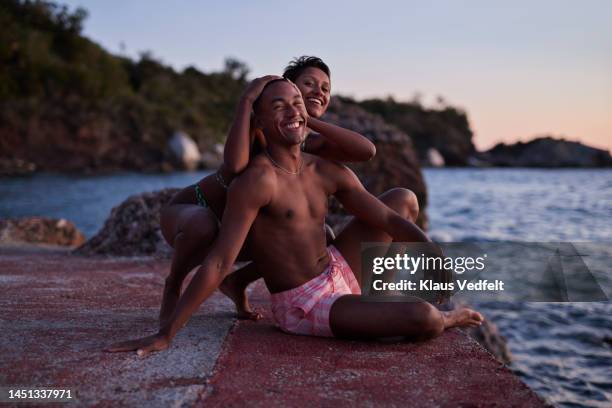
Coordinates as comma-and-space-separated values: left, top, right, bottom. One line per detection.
62, 0, 612, 151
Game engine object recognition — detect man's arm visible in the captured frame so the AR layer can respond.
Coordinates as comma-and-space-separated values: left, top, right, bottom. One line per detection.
331, 164, 452, 302
332, 164, 430, 243
303, 117, 376, 163
160, 168, 270, 340
106, 166, 273, 355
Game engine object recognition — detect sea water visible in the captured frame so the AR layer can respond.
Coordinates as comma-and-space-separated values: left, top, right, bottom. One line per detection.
426, 169, 611, 408
1, 168, 611, 407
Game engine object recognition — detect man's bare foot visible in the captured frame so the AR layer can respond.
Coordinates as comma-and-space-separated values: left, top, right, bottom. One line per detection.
159, 282, 180, 328
442, 307, 484, 329
219, 274, 262, 320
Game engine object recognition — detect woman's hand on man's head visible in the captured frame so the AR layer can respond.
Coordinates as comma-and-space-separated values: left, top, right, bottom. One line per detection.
241, 75, 283, 105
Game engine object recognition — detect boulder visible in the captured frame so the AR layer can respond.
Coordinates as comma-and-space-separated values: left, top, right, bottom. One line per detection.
167, 131, 202, 170
425, 148, 445, 167
478, 136, 612, 167
323, 97, 428, 230
200, 143, 224, 169
0, 217, 85, 247
0, 158, 36, 176
467, 318, 512, 365
75, 188, 179, 257
447, 301, 511, 364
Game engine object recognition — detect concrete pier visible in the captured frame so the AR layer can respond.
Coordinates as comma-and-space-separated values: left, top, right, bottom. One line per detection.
0, 248, 546, 407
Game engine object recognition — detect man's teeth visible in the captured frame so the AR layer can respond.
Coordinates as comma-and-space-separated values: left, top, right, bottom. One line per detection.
285, 122, 301, 129
307, 98, 322, 106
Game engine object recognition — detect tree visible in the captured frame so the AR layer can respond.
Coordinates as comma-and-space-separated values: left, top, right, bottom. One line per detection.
223, 57, 249, 81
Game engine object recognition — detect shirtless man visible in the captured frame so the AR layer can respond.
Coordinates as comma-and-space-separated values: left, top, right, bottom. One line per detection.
108, 79, 483, 355
158, 57, 376, 324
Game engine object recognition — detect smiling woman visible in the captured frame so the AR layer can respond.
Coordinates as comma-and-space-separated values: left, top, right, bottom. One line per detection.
284, 56, 331, 118
282, 57, 376, 162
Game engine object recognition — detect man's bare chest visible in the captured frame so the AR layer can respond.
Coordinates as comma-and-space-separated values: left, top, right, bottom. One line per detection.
262, 177, 329, 223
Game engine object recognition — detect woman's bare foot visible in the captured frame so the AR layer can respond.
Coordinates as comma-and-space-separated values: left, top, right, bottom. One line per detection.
219, 274, 262, 321
159, 281, 180, 328
442, 307, 484, 329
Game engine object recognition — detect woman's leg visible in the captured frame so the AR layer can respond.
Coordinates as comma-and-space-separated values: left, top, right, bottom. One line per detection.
159, 200, 262, 322
219, 262, 263, 320
329, 295, 483, 340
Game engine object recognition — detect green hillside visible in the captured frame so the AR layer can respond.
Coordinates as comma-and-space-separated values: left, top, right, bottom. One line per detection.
0, 0, 477, 172
0, 0, 247, 171
337, 96, 475, 166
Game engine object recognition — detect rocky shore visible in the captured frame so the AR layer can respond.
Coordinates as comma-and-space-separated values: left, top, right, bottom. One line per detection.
0, 216, 85, 247
75, 189, 179, 258
336, 96, 476, 166
2, 0, 608, 178
324, 98, 429, 229
475, 136, 612, 168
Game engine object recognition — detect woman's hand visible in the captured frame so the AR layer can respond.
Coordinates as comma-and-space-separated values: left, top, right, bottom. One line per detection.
241, 75, 283, 105
105, 332, 170, 357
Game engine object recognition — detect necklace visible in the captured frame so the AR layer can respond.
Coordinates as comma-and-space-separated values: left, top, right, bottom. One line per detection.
264, 149, 303, 175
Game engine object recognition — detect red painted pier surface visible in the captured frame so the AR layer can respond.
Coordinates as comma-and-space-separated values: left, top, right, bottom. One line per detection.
0, 247, 546, 407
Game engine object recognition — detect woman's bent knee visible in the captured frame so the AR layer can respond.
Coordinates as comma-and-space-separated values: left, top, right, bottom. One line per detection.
381, 188, 419, 222
161, 205, 218, 248
159, 205, 182, 245
181, 210, 218, 244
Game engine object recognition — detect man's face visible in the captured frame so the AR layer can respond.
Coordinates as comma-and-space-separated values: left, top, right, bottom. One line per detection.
257, 81, 308, 146
294, 67, 331, 118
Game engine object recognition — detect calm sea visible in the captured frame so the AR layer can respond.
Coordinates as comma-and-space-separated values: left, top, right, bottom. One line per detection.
1, 168, 611, 407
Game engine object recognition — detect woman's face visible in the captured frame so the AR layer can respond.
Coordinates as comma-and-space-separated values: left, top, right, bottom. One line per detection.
293, 67, 331, 118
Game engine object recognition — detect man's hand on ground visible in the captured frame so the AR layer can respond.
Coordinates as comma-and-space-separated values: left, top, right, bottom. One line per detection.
105, 332, 170, 357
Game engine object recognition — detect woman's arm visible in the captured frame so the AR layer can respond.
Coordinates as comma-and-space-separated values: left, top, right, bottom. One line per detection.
303, 117, 376, 162
222, 98, 253, 174
223, 75, 281, 174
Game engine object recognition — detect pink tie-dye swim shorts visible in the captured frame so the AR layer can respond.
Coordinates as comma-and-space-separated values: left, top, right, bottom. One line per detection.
270, 245, 361, 337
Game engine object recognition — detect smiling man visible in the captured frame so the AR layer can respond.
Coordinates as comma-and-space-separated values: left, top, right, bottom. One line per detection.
108, 79, 482, 355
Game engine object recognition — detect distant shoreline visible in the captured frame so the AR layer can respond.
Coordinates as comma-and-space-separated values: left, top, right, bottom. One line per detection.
3, 166, 612, 178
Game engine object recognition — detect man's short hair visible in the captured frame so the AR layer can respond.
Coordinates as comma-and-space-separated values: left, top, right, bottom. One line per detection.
283, 56, 331, 82
253, 78, 290, 114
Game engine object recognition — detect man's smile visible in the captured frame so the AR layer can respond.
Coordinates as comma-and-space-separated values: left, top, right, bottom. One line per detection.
283, 120, 304, 129
280, 116, 306, 131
